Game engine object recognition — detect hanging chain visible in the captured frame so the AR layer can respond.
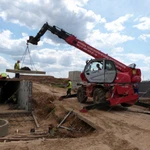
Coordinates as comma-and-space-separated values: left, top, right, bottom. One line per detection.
20, 43, 37, 71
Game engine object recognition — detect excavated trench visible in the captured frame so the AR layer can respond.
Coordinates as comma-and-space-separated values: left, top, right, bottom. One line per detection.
0, 78, 96, 142
0, 104, 95, 142
0, 80, 20, 104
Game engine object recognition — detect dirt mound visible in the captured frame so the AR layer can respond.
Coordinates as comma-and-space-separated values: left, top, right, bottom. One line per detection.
20, 75, 68, 88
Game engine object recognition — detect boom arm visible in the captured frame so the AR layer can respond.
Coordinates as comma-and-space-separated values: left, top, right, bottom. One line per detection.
27, 22, 138, 73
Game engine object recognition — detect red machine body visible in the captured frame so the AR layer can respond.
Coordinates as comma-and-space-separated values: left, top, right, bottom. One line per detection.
27, 22, 141, 107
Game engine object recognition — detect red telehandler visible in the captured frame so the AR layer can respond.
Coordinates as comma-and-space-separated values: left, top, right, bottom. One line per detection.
27, 22, 141, 110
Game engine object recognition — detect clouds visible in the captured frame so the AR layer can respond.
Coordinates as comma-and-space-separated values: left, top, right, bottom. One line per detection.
63, 0, 89, 7
138, 34, 150, 42
133, 17, 150, 30
31, 49, 57, 64
0, 0, 103, 39
105, 14, 133, 32
0, 29, 27, 56
111, 47, 124, 53
133, 16, 150, 41
85, 29, 134, 50
0, 0, 150, 79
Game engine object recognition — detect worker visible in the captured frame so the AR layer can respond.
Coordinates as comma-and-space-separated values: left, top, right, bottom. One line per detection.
7, 93, 17, 104
0, 73, 8, 79
133, 83, 139, 94
96, 64, 101, 70
14, 60, 20, 78
66, 78, 72, 96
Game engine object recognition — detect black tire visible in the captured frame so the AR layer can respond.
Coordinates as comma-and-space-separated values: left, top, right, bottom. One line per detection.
121, 103, 132, 107
77, 87, 87, 103
93, 88, 106, 104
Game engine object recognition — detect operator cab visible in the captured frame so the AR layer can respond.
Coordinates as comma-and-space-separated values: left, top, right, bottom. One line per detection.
84, 59, 117, 83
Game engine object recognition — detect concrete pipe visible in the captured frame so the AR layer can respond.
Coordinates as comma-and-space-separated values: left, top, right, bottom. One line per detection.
0, 119, 9, 137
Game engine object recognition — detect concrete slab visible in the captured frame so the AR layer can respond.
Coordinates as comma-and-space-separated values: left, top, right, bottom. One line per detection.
6, 69, 46, 74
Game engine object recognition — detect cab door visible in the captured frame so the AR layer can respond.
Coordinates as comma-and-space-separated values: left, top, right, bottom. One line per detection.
84, 60, 105, 83
104, 60, 117, 83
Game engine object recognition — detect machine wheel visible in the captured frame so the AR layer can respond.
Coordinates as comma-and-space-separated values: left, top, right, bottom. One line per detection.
121, 103, 132, 107
93, 88, 106, 104
77, 87, 87, 103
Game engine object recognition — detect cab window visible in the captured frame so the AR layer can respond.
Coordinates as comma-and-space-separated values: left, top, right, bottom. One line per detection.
85, 61, 103, 72
105, 60, 115, 71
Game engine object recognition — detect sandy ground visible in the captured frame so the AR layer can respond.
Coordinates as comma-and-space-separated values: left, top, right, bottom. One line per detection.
0, 79, 150, 150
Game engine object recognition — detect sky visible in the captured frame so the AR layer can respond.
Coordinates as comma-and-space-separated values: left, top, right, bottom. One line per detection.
0, 0, 150, 80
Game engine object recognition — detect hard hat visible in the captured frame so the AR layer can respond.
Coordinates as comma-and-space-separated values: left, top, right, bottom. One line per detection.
68, 78, 70, 80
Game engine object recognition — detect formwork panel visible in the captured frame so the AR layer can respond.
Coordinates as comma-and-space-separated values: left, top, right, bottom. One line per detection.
69, 71, 81, 89
69, 71, 81, 81
18, 81, 32, 111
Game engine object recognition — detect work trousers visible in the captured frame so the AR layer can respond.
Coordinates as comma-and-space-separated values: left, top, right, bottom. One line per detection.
15, 73, 20, 78
67, 88, 71, 96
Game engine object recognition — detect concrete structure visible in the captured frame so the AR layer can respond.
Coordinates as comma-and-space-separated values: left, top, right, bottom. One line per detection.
69, 71, 81, 89
0, 79, 32, 111
18, 80, 32, 111
0, 119, 8, 137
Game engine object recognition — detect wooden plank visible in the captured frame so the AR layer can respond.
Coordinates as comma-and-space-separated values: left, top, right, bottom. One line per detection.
0, 110, 30, 115
0, 135, 49, 141
6, 69, 46, 74
57, 109, 73, 128
31, 111, 40, 128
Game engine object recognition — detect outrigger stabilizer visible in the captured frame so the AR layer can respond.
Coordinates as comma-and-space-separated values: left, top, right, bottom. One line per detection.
80, 101, 111, 113
135, 100, 150, 108
58, 94, 150, 112
58, 94, 77, 101
79, 100, 150, 113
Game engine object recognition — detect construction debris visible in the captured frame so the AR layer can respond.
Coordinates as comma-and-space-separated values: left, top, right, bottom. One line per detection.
31, 111, 40, 128
0, 133, 49, 142
57, 109, 73, 128
59, 125, 73, 131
